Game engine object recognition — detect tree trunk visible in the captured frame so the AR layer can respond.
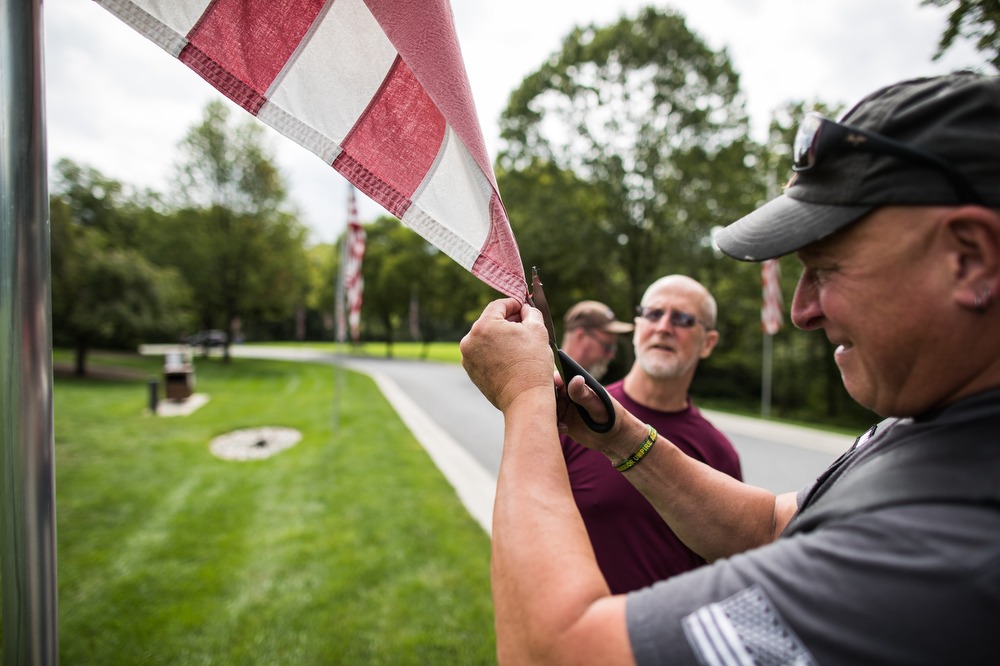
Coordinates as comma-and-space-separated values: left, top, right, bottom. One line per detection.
223, 313, 237, 364
75, 340, 87, 377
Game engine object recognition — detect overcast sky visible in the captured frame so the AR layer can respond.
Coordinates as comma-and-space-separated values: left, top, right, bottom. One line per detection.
44, 0, 984, 244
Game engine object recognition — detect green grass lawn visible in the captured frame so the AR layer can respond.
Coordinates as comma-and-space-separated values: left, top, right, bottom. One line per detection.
48, 351, 495, 664
255, 341, 464, 365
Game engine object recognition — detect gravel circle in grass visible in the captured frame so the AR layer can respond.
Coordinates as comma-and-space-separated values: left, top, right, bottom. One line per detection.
209, 426, 303, 461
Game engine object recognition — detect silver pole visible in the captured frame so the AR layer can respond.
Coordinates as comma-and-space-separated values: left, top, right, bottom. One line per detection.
761, 333, 773, 419
0, 0, 59, 663
761, 166, 778, 420
332, 227, 347, 434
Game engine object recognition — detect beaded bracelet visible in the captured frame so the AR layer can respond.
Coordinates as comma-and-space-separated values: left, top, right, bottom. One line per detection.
613, 425, 657, 472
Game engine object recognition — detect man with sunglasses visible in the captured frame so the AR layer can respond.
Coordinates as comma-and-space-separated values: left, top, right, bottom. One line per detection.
561, 276, 741, 594
461, 72, 1000, 665
560, 300, 634, 381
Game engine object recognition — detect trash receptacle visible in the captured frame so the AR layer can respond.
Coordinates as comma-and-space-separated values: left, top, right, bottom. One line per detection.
163, 351, 195, 401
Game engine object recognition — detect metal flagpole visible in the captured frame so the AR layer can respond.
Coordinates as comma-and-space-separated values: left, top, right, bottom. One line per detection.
1, 0, 60, 662
761, 166, 778, 420
332, 207, 348, 434
761, 332, 773, 419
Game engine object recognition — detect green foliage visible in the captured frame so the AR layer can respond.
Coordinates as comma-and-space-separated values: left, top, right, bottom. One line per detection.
49, 102, 312, 364
144, 206, 308, 338
50, 161, 191, 375
160, 101, 310, 357
499, 6, 763, 309
497, 160, 617, 329
305, 243, 338, 313
360, 216, 494, 353
175, 100, 286, 214
924, 0, 1000, 71
52, 353, 495, 663
494, 8, 876, 426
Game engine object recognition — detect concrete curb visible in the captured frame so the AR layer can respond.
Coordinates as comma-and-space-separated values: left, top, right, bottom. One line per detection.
361, 369, 496, 536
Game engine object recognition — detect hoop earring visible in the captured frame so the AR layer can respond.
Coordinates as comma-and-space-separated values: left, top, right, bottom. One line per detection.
975, 285, 993, 310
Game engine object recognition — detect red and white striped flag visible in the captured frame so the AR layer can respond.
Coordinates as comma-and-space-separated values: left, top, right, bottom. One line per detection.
98, 0, 527, 302
344, 189, 366, 342
761, 259, 783, 335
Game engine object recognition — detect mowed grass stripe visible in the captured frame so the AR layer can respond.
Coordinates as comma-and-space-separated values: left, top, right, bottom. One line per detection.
51, 354, 495, 664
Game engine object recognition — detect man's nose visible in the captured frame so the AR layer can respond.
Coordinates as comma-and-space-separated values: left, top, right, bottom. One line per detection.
791, 271, 823, 330
654, 311, 677, 333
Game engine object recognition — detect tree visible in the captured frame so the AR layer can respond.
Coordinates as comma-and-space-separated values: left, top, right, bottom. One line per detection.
360, 216, 494, 355
924, 0, 1000, 71
164, 100, 309, 360
497, 160, 616, 327
305, 243, 339, 338
499, 7, 763, 311
719, 100, 876, 426
50, 178, 191, 376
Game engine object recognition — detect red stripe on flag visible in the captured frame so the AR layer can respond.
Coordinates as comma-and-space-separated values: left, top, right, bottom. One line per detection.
340, 55, 446, 198
332, 151, 412, 220
185, 0, 325, 97
471, 192, 529, 300
179, 44, 267, 114
364, 0, 497, 190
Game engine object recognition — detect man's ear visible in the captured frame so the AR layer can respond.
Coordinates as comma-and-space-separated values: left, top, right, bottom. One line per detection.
943, 206, 1000, 311
699, 330, 720, 359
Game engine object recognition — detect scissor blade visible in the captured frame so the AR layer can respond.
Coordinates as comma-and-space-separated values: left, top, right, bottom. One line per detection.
529, 267, 566, 381
528, 267, 615, 433
530, 267, 558, 345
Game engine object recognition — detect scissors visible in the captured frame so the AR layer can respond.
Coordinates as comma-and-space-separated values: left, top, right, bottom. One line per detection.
527, 267, 616, 433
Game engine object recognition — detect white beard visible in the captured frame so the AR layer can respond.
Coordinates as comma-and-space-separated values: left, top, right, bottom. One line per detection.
587, 357, 610, 381
637, 347, 699, 380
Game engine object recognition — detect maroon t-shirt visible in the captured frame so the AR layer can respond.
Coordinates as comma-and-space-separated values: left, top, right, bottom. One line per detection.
561, 380, 742, 594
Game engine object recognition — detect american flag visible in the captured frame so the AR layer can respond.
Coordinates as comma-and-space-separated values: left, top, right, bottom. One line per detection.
98, 0, 527, 301
344, 189, 366, 342
761, 259, 783, 335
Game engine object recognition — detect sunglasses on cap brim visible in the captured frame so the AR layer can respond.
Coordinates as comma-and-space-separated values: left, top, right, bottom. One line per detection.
792, 112, 984, 206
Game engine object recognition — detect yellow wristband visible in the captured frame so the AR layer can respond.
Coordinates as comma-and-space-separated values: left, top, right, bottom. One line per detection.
614, 425, 657, 472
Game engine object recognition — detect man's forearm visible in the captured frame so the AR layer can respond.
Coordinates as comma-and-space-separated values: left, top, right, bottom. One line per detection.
492, 388, 633, 666
602, 426, 797, 561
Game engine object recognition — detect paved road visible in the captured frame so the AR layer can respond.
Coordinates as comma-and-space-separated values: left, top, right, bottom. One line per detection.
232, 346, 853, 497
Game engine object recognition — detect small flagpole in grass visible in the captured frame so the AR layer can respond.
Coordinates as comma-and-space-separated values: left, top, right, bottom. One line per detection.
760, 168, 783, 419
333, 206, 348, 435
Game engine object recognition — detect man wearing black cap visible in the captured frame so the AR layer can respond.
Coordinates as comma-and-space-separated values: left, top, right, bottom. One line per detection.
560, 300, 633, 381
461, 72, 1000, 665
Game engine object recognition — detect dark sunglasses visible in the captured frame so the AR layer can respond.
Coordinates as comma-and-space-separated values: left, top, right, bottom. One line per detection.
635, 306, 710, 330
581, 328, 617, 354
792, 112, 984, 205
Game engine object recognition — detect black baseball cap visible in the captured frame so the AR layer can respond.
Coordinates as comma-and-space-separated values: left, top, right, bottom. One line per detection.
716, 72, 1000, 261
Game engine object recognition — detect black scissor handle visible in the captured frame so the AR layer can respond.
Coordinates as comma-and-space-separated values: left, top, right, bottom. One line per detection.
557, 349, 616, 433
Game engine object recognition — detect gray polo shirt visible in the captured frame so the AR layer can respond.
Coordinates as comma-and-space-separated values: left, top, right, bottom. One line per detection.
626, 389, 1000, 665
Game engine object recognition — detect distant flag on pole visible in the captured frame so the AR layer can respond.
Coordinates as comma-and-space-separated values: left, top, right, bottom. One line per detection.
344, 188, 366, 342
335, 276, 347, 344
97, 0, 527, 302
761, 259, 783, 335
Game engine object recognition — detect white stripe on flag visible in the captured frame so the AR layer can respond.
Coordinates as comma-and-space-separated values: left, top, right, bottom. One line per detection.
98, 0, 529, 301
266, 0, 399, 147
